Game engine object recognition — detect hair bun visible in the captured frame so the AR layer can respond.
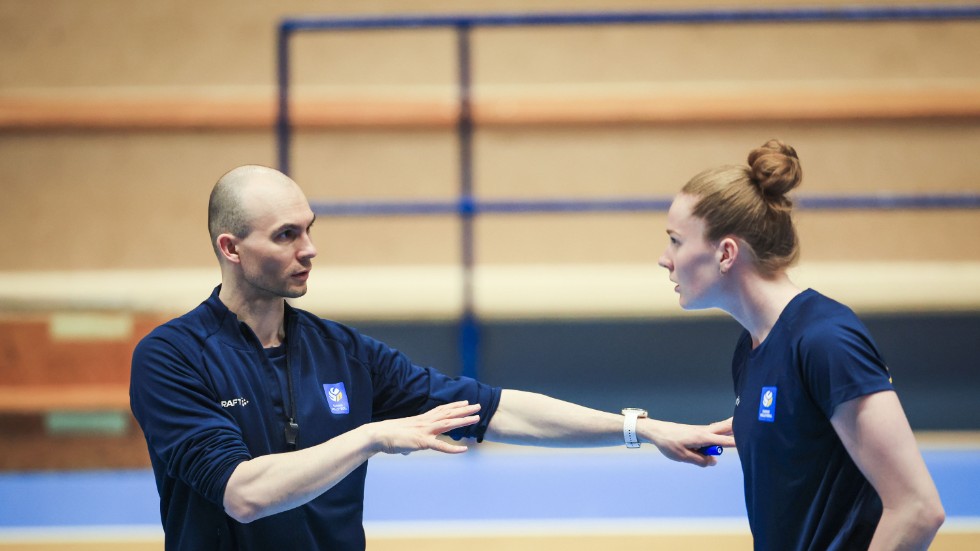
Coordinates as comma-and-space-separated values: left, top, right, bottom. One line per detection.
747, 139, 802, 205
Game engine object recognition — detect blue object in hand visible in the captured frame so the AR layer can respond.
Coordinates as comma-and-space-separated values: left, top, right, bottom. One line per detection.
697, 445, 723, 456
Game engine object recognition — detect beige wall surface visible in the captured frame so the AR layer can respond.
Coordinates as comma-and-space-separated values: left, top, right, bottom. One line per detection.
1, 0, 978, 276
2, 0, 975, 88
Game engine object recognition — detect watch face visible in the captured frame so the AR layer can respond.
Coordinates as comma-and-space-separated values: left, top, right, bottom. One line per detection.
621, 408, 648, 417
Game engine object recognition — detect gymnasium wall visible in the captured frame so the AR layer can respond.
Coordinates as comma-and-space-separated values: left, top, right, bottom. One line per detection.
0, 0, 978, 468
1, 0, 978, 273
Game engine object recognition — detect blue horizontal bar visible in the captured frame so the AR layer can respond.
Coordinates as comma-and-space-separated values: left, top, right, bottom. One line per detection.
311, 193, 980, 217
283, 5, 980, 32
310, 198, 674, 216
311, 200, 459, 216
479, 198, 674, 213
797, 193, 980, 210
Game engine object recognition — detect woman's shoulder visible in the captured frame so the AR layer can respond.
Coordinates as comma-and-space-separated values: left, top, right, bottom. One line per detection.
790, 290, 875, 350
793, 289, 858, 321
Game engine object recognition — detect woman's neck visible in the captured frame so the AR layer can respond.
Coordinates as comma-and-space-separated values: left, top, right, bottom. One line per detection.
724, 271, 802, 349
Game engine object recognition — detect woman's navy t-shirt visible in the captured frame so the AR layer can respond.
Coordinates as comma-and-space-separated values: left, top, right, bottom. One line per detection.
731, 289, 894, 550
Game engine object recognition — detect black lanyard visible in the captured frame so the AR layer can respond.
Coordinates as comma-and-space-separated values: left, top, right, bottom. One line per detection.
283, 348, 299, 449
252, 317, 300, 450
282, 315, 299, 450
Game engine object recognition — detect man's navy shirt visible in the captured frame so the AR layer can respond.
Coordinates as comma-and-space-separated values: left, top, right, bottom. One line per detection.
130, 287, 501, 550
732, 289, 894, 550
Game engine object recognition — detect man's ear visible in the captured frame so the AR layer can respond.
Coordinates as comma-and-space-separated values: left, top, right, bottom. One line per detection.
217, 234, 241, 264
718, 237, 739, 274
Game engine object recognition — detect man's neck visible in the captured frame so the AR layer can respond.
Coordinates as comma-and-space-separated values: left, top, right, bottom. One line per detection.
218, 285, 286, 348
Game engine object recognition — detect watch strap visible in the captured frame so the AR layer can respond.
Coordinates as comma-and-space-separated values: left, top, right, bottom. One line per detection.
622, 408, 646, 449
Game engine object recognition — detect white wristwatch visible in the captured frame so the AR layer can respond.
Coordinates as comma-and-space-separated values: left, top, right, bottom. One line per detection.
621, 408, 648, 449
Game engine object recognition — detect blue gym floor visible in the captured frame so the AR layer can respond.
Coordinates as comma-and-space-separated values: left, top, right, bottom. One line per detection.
1, 446, 978, 537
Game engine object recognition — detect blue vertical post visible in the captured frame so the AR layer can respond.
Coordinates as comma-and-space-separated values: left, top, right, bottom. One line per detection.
276, 22, 292, 175
456, 23, 480, 381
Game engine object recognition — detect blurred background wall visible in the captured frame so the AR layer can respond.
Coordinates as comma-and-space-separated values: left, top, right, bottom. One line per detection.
0, 0, 978, 470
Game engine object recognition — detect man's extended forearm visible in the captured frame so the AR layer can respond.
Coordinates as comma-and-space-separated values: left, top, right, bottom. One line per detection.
222, 401, 480, 523
223, 425, 379, 524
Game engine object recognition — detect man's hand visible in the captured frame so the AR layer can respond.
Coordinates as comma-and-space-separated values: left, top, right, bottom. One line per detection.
369, 401, 482, 455
640, 416, 735, 467
223, 401, 482, 523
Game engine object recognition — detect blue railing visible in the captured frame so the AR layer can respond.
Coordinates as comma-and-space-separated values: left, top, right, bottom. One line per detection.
277, 5, 980, 379
309, 193, 980, 217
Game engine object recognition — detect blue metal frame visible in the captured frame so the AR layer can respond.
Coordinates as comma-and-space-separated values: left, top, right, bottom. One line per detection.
276, 5, 980, 379
309, 193, 980, 217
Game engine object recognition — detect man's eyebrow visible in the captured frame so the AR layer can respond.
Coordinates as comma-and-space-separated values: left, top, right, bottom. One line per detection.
274, 215, 316, 234
272, 222, 301, 234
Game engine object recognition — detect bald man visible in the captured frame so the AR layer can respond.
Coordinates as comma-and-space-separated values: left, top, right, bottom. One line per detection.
130, 165, 733, 550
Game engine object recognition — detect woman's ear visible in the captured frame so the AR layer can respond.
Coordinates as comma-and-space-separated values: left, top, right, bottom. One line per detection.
718, 237, 739, 275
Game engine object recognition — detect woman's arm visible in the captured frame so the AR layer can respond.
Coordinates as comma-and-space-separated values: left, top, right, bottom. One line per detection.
831, 391, 944, 550
484, 389, 735, 466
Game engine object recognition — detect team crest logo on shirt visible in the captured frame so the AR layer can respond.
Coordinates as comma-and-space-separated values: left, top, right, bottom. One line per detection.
323, 382, 350, 415
758, 386, 777, 423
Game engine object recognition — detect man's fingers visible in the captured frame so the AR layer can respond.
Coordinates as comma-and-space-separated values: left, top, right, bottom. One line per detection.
380, 403, 483, 456
429, 438, 470, 454
433, 400, 480, 412
436, 414, 480, 435
428, 402, 481, 420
